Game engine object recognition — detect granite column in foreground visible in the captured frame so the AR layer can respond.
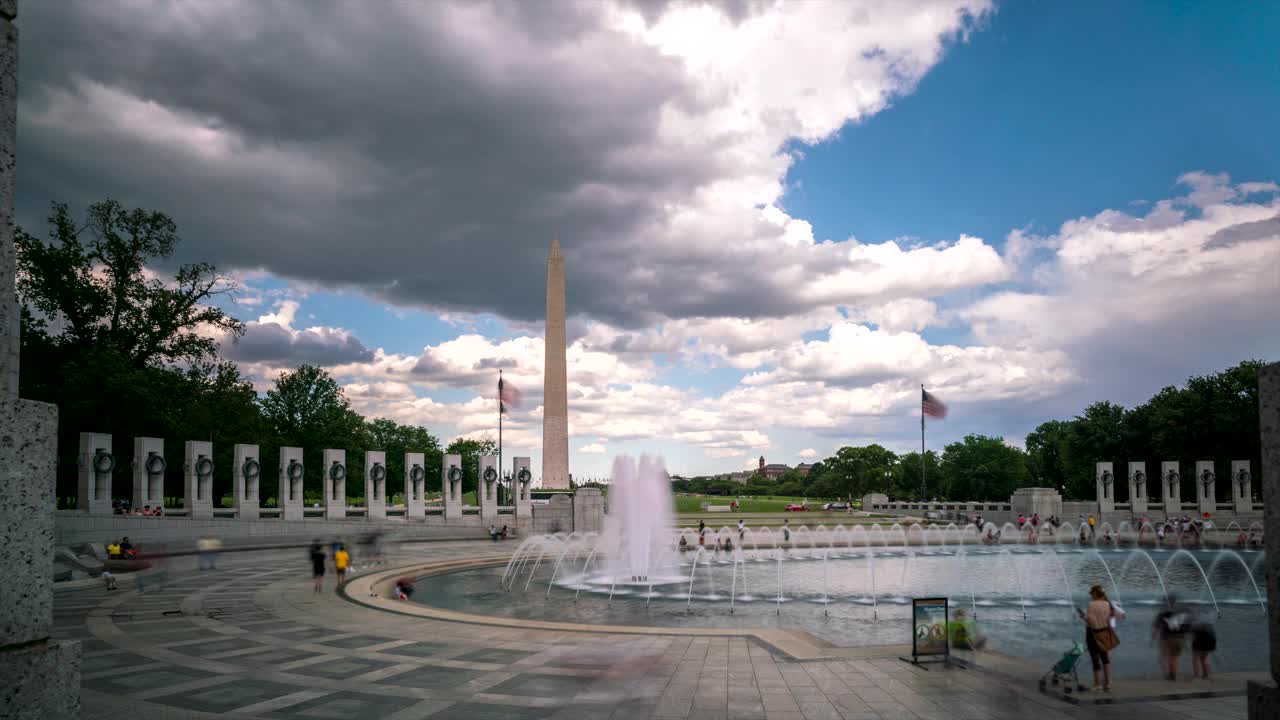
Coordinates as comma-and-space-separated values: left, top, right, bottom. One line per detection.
0, 1, 83, 716
1249, 362, 1280, 717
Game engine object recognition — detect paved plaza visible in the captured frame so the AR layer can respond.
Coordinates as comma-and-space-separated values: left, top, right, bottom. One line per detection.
52, 541, 1248, 720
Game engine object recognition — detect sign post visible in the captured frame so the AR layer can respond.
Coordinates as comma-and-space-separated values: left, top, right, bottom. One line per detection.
902, 597, 950, 668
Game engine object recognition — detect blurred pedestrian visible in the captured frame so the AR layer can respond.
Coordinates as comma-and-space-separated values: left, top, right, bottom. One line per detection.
1190, 617, 1216, 680
310, 542, 326, 594
1153, 597, 1188, 680
197, 535, 221, 570
135, 546, 168, 594
101, 571, 118, 591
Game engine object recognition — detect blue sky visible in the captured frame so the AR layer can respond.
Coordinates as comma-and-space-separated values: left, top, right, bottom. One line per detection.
18, 1, 1280, 482
786, 1, 1280, 256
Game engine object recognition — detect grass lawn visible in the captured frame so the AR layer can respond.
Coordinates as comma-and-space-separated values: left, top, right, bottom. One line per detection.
672, 496, 838, 513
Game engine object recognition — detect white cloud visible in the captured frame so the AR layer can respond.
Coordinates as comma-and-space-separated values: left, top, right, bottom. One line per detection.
797, 448, 818, 459
962, 173, 1280, 361
578, 442, 607, 454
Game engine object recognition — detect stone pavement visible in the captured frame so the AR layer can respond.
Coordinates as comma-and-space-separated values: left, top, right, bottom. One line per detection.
52, 541, 1248, 720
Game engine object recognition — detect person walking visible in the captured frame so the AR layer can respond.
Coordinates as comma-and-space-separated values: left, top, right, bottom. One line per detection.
310, 542, 327, 594
196, 535, 221, 570
737, 518, 745, 541
1190, 617, 1216, 680
335, 544, 350, 584
1154, 599, 1188, 680
1077, 584, 1119, 691
1088, 514, 1096, 538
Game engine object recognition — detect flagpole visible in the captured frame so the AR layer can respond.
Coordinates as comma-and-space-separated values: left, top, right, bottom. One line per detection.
498, 370, 504, 506
921, 384, 926, 502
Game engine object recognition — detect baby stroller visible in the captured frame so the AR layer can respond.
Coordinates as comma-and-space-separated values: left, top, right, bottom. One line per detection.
1039, 642, 1086, 694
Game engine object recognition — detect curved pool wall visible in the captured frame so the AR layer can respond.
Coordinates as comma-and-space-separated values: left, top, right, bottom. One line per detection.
417, 545, 1268, 678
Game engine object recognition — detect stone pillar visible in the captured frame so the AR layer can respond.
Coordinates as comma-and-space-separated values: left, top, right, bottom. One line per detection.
513, 456, 532, 521
573, 487, 605, 533
1, 5, 83, 712
1128, 461, 1148, 514
1233, 460, 1253, 514
132, 437, 165, 513
479, 454, 498, 524
323, 449, 347, 520
233, 444, 260, 520
443, 453, 462, 520
1162, 461, 1181, 516
405, 452, 425, 519
77, 432, 114, 515
365, 450, 386, 520
1247, 363, 1279, 717
280, 446, 305, 520
1095, 461, 1115, 514
1196, 460, 1216, 516
184, 440, 214, 518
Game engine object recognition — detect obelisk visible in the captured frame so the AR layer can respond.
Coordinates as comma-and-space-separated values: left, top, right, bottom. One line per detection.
541, 240, 570, 488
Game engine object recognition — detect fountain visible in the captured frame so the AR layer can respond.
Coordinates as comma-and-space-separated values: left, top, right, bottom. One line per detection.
484, 455, 1267, 679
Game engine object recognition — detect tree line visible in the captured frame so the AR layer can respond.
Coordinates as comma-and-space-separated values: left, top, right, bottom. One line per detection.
676, 360, 1265, 503
18, 200, 495, 507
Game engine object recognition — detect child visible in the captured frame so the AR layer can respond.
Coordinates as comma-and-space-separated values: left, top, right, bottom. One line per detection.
335, 545, 350, 584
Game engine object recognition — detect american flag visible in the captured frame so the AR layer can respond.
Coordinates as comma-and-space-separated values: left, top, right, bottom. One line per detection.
498, 374, 522, 414
922, 388, 947, 419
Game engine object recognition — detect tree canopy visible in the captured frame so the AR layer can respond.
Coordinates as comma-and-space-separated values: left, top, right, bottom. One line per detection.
18, 200, 453, 506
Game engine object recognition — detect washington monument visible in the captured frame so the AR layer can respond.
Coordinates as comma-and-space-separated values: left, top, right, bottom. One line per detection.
542, 239, 570, 488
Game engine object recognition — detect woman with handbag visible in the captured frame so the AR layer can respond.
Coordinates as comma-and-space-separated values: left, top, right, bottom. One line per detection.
1078, 584, 1119, 691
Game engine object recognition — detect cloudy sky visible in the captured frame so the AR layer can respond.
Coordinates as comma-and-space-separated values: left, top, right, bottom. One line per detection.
16, 1, 1280, 480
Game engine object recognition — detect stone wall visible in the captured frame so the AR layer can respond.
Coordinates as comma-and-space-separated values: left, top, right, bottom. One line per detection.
572, 487, 605, 534
54, 511, 492, 547
530, 494, 574, 534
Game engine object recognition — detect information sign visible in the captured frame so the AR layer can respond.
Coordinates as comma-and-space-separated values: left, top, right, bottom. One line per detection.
911, 597, 949, 659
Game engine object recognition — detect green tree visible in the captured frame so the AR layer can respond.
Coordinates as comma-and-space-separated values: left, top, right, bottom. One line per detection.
894, 450, 941, 500
17, 200, 243, 367
16, 200, 249, 502
940, 434, 1028, 501
817, 445, 898, 499
1060, 402, 1127, 500
1025, 420, 1070, 493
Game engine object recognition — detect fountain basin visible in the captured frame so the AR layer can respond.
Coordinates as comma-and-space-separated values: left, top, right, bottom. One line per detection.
421, 544, 1267, 679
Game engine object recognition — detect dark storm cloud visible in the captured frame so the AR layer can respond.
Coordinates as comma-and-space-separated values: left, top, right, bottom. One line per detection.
15, 1, 723, 325
223, 322, 375, 366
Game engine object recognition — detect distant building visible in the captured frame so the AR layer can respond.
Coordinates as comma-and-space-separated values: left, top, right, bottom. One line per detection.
757, 456, 789, 480
796, 463, 813, 477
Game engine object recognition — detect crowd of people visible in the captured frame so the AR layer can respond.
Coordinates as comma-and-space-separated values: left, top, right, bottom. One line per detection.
111, 499, 165, 516
309, 532, 386, 594
1074, 584, 1218, 693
